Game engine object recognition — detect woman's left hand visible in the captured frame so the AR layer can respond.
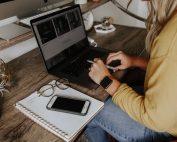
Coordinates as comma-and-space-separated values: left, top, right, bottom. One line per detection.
88, 58, 111, 84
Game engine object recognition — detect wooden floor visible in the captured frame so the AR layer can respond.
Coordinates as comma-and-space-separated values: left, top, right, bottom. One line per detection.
75, 133, 89, 142
76, 132, 118, 142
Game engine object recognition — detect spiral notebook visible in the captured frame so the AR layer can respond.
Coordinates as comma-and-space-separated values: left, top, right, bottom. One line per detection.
15, 80, 104, 142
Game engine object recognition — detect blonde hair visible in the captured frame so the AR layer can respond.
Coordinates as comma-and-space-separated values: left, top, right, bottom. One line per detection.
145, 0, 177, 52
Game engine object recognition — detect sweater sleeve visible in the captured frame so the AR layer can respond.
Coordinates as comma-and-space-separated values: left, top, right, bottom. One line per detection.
112, 35, 177, 134
112, 61, 177, 132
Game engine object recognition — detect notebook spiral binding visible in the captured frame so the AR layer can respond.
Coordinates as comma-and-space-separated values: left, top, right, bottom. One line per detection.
16, 103, 68, 138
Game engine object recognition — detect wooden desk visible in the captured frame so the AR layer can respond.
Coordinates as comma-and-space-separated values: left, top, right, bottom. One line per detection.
0, 25, 147, 142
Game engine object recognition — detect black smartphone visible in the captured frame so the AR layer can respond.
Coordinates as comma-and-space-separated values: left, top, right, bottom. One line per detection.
46, 95, 90, 116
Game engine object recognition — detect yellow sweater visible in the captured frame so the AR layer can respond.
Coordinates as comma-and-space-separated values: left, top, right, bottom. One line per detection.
112, 13, 177, 136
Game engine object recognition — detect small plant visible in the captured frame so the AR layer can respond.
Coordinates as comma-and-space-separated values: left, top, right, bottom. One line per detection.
101, 16, 113, 30
0, 59, 10, 97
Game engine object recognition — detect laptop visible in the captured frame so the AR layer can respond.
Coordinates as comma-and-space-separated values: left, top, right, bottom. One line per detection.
30, 5, 112, 89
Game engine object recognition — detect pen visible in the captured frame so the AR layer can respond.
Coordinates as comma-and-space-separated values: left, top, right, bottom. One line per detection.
87, 60, 116, 71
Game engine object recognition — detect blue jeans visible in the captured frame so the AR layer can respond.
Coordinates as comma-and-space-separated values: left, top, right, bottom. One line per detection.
85, 86, 174, 142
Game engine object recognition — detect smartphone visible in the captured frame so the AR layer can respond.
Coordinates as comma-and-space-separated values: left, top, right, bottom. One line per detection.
46, 95, 90, 116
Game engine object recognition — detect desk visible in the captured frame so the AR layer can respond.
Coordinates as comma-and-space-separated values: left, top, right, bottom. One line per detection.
0, 24, 147, 142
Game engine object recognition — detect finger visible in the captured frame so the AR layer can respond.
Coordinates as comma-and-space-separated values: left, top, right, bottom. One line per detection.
114, 66, 120, 71
88, 71, 92, 78
107, 51, 122, 60
106, 56, 122, 65
88, 71, 95, 82
107, 52, 118, 59
107, 51, 122, 59
90, 63, 93, 68
93, 58, 100, 62
107, 53, 122, 64
117, 65, 126, 70
107, 51, 122, 58
112, 69, 117, 72
93, 58, 104, 67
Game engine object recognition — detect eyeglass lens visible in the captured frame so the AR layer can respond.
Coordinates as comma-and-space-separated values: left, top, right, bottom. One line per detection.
56, 78, 69, 90
38, 84, 54, 97
38, 78, 69, 97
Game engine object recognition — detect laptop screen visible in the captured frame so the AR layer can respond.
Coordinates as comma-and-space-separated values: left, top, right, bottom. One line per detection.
31, 5, 89, 70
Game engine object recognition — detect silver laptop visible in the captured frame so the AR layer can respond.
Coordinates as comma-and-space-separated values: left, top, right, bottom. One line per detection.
30, 5, 111, 89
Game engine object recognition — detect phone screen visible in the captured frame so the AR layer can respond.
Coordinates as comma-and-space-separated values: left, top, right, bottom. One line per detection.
51, 97, 86, 113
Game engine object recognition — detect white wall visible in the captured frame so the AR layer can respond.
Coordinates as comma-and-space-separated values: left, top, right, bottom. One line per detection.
92, 0, 148, 28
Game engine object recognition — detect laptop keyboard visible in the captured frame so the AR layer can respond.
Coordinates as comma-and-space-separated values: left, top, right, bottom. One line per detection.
62, 50, 107, 76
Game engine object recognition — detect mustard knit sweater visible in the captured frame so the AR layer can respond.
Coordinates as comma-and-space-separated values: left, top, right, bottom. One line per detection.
112, 13, 177, 136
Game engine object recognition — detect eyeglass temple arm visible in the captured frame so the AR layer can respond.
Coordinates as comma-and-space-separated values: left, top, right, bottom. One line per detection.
111, 0, 147, 22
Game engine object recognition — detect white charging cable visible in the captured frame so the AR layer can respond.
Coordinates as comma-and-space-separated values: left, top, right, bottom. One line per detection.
88, 37, 98, 47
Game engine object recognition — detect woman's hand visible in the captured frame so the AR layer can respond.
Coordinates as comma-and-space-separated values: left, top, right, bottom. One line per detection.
88, 58, 111, 85
106, 51, 133, 70
88, 58, 121, 96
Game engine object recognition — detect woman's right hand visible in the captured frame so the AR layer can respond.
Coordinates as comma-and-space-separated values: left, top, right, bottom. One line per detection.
106, 51, 133, 70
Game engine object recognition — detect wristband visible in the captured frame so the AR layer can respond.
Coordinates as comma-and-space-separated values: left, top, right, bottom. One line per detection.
100, 76, 113, 89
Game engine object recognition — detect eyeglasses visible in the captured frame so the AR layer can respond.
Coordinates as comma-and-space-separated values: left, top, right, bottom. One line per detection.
37, 78, 69, 97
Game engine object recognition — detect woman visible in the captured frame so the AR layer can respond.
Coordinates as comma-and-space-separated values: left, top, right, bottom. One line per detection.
85, 0, 177, 142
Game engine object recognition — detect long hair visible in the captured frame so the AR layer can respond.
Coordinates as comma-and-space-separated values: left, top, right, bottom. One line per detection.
145, 0, 177, 52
